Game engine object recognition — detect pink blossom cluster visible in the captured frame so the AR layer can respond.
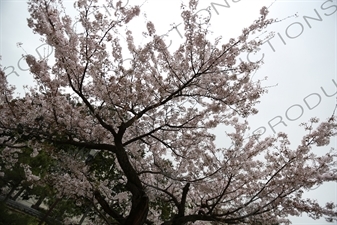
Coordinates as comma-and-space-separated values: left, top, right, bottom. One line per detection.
0, 0, 336, 224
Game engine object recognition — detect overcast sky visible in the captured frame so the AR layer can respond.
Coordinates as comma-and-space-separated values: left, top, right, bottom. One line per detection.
0, 0, 336, 224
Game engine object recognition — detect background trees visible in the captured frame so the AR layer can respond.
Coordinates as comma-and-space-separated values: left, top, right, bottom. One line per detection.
0, 0, 336, 224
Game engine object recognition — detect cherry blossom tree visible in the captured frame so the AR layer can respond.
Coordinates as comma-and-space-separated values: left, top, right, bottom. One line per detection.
0, 0, 336, 224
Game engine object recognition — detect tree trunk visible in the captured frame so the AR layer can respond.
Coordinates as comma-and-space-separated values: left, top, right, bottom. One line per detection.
124, 190, 149, 225
114, 140, 149, 225
38, 198, 61, 225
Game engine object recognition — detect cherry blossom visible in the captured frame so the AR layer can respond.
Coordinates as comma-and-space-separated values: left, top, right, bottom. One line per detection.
0, 0, 336, 224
